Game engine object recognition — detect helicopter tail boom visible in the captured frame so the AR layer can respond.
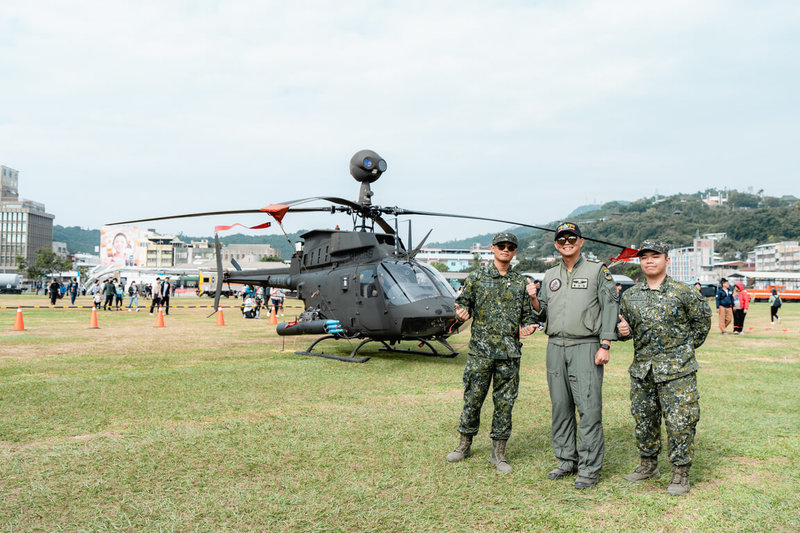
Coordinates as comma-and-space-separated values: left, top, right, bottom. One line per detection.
224, 270, 295, 289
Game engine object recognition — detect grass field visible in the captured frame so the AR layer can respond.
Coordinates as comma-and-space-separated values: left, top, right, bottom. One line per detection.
2, 294, 799, 532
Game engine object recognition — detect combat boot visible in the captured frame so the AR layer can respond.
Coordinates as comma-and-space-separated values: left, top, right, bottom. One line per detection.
624, 456, 660, 482
667, 464, 691, 495
446, 434, 473, 463
489, 440, 512, 474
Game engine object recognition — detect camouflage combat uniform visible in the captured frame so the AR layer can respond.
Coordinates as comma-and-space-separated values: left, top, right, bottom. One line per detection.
454, 263, 536, 440
619, 275, 711, 466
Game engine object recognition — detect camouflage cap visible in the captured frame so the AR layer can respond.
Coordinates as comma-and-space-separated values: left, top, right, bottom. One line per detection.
637, 239, 669, 256
492, 232, 518, 246
555, 221, 581, 239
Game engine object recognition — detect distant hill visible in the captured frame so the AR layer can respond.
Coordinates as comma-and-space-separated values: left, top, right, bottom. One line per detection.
565, 204, 601, 218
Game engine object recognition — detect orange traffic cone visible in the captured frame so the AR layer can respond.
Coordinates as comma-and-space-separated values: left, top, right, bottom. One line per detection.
269, 306, 278, 325
154, 306, 165, 328
13, 306, 25, 331
216, 309, 225, 326
89, 305, 99, 329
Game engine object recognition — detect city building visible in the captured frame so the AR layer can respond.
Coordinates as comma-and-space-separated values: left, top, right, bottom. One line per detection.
0, 165, 55, 275
753, 241, 800, 272
667, 237, 717, 283
219, 243, 279, 264
52, 241, 69, 259
702, 191, 728, 207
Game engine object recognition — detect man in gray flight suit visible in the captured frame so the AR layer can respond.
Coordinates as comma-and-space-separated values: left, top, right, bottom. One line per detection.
528, 222, 619, 489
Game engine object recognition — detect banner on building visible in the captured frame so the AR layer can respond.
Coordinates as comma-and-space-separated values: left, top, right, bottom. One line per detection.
100, 226, 148, 267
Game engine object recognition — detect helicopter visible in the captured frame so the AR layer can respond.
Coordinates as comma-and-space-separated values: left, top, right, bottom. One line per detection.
111, 150, 637, 363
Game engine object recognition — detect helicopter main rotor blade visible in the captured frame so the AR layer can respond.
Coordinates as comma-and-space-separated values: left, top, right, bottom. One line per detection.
109, 209, 266, 226
109, 206, 344, 226
389, 208, 628, 250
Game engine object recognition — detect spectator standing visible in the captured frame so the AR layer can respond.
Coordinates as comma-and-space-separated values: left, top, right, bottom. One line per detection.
115, 280, 124, 310
127, 281, 140, 312
769, 289, 782, 324
150, 277, 162, 315
161, 277, 172, 315
48, 279, 61, 305
93, 286, 103, 309
731, 283, 750, 335
67, 278, 79, 305
103, 279, 116, 310
270, 287, 282, 316
715, 278, 733, 334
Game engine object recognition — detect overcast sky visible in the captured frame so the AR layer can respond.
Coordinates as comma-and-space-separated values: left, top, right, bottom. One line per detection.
2, 0, 798, 243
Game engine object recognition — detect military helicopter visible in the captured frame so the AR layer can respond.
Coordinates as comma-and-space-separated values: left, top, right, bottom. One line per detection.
111, 150, 636, 362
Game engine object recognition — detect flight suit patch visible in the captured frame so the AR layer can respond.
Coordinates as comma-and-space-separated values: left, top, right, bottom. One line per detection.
571, 278, 588, 289
549, 279, 562, 292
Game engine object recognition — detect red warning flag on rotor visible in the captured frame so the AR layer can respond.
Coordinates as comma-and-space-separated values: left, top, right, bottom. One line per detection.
214, 221, 272, 232
609, 247, 639, 263
260, 204, 290, 223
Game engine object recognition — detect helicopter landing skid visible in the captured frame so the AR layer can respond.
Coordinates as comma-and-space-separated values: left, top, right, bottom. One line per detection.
295, 335, 371, 363
370, 337, 459, 358
295, 336, 459, 363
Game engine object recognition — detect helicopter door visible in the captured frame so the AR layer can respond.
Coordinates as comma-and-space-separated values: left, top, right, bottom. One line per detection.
355, 268, 383, 331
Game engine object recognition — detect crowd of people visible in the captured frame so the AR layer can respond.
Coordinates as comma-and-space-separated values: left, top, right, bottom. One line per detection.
240, 285, 286, 319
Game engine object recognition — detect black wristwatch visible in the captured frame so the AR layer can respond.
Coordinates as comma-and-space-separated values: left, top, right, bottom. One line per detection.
599, 343, 611, 350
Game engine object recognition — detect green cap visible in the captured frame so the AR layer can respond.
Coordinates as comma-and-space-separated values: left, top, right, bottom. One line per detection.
637, 239, 669, 256
492, 232, 518, 246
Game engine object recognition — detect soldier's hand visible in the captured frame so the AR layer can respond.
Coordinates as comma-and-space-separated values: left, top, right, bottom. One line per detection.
526, 280, 538, 298
617, 314, 630, 337
455, 303, 470, 322
595, 346, 610, 365
520, 324, 537, 336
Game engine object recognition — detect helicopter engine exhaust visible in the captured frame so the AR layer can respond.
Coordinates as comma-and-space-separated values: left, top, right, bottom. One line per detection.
277, 319, 343, 336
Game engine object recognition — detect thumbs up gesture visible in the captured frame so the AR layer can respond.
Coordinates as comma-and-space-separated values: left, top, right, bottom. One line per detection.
526, 279, 538, 298
455, 303, 470, 322
617, 314, 631, 337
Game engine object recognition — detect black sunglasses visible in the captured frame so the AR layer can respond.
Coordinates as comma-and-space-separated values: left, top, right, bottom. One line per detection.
556, 235, 579, 246
494, 243, 517, 251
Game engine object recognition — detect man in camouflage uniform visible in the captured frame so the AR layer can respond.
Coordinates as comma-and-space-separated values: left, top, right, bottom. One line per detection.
617, 239, 711, 495
446, 232, 538, 473
528, 222, 619, 489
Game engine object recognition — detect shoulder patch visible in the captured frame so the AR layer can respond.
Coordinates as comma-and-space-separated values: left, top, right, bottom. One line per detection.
602, 267, 613, 281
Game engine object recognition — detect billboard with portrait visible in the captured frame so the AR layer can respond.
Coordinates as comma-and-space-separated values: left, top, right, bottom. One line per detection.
100, 226, 148, 267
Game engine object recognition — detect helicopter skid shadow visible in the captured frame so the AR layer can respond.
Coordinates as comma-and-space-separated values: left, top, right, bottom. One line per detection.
295, 336, 459, 363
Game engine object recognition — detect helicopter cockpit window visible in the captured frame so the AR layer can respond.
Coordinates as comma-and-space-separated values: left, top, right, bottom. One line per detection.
379, 262, 449, 304
417, 262, 457, 297
359, 269, 379, 298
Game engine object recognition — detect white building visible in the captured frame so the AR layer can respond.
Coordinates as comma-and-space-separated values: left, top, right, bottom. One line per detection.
0, 165, 55, 275
753, 241, 800, 272
667, 238, 717, 283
